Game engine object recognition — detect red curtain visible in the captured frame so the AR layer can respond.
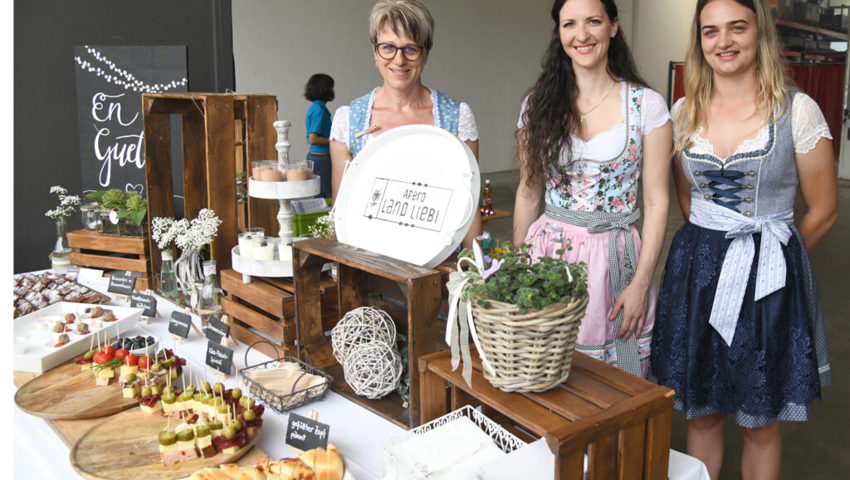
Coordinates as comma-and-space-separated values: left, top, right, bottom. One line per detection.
670, 63, 843, 157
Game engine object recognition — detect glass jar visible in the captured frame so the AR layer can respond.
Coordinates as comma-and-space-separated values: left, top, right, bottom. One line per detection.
198, 260, 222, 326
80, 202, 101, 231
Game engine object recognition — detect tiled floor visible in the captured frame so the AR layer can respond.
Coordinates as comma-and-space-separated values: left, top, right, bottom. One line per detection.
482, 169, 850, 479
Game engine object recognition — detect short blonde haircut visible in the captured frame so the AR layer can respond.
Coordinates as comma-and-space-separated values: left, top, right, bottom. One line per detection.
676, 0, 790, 154
369, 0, 435, 50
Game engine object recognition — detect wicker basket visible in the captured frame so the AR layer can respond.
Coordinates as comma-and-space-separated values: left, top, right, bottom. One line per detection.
471, 294, 588, 393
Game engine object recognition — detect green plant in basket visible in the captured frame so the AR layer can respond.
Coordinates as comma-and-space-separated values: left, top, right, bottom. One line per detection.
447, 241, 588, 390
462, 243, 587, 314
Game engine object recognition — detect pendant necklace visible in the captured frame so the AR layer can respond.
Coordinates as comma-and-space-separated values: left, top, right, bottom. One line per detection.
578, 80, 618, 123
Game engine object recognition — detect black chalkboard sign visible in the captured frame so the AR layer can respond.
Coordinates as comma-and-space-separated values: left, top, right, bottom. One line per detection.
130, 292, 157, 317
285, 412, 330, 451
74, 45, 187, 203
168, 311, 192, 338
204, 315, 230, 344
205, 341, 233, 375
107, 274, 136, 295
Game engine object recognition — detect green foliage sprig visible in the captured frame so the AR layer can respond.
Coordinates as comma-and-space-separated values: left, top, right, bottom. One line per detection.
462, 243, 587, 314
87, 189, 148, 226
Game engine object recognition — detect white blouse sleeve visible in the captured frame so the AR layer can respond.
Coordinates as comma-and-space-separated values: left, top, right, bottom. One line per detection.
641, 88, 671, 136
517, 96, 529, 130
792, 93, 832, 154
669, 97, 686, 138
329, 106, 350, 145
457, 102, 479, 141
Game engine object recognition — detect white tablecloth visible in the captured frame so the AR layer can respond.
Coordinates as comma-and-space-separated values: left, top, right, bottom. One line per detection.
13, 272, 709, 480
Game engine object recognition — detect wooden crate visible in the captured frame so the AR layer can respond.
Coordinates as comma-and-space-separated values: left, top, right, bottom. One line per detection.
142, 93, 278, 295
220, 268, 338, 361
419, 350, 675, 480
292, 238, 443, 429
67, 229, 151, 290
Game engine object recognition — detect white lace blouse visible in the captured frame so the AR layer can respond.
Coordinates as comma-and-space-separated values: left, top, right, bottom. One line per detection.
517, 82, 671, 162
671, 93, 832, 159
329, 87, 479, 148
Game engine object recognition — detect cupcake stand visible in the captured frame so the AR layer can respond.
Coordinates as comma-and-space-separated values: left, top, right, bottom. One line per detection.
222, 120, 337, 361
231, 120, 320, 282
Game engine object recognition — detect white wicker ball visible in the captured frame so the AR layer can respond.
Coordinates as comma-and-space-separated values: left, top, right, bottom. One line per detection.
342, 341, 403, 399
331, 306, 396, 363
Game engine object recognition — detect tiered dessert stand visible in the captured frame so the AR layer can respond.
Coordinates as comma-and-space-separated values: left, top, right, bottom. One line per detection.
232, 120, 320, 282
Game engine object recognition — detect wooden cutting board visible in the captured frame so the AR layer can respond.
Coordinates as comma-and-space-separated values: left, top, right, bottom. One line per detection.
14, 361, 139, 420
71, 407, 262, 480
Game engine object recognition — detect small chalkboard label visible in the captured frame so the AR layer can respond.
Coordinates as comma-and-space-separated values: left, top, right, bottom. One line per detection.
204, 315, 230, 344
168, 311, 192, 338
285, 412, 330, 451
130, 293, 157, 317
205, 341, 234, 375
107, 274, 137, 295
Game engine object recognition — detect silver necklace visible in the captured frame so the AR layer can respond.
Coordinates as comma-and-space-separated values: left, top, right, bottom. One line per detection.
578, 81, 617, 123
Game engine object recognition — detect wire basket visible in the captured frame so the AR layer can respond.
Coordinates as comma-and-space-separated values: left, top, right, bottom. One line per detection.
239, 340, 332, 414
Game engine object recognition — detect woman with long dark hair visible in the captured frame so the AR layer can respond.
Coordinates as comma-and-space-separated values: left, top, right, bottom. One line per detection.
650, 1, 837, 478
514, 0, 672, 377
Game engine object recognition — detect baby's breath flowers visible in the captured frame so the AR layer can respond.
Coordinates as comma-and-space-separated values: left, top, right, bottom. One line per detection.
45, 185, 81, 220
151, 209, 222, 251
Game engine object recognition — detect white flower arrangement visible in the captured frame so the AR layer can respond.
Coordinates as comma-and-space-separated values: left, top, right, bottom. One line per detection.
45, 185, 82, 220
307, 211, 336, 240
151, 208, 223, 251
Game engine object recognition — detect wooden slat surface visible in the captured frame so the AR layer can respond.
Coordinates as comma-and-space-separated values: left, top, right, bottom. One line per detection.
142, 95, 175, 290
14, 361, 139, 420
295, 239, 440, 282
70, 406, 262, 480
418, 348, 675, 480
67, 230, 148, 255
221, 269, 288, 317
222, 296, 289, 342
70, 252, 148, 273
230, 322, 293, 361
202, 95, 237, 271
182, 110, 208, 223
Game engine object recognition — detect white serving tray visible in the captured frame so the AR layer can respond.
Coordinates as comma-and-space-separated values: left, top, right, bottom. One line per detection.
248, 176, 321, 200
231, 238, 294, 278
334, 125, 480, 269
13, 302, 143, 373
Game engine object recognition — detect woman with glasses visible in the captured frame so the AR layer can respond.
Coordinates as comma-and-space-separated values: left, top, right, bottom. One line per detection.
329, 0, 482, 248
651, 1, 836, 478
513, 0, 672, 378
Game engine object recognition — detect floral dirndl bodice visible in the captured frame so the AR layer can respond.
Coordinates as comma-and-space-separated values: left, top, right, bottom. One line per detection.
545, 83, 645, 213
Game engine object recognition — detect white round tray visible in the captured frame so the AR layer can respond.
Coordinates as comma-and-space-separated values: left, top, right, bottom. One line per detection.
248, 176, 321, 200
231, 244, 294, 278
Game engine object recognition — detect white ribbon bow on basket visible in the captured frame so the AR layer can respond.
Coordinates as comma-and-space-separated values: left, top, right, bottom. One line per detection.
445, 242, 499, 386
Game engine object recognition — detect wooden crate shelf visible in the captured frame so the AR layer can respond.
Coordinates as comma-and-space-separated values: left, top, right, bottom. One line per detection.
142, 93, 278, 295
67, 229, 151, 290
220, 268, 337, 361
292, 238, 444, 429
419, 350, 675, 480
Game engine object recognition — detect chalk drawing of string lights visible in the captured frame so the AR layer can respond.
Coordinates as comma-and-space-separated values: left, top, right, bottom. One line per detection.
74, 45, 187, 93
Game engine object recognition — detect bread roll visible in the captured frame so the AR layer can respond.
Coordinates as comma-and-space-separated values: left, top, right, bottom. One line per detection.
298, 445, 343, 480
189, 467, 232, 480
269, 458, 315, 480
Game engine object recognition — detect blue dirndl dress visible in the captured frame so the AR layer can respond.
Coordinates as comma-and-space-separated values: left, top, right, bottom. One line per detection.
650, 97, 831, 428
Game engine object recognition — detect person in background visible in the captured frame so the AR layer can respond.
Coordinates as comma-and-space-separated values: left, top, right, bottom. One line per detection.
304, 73, 335, 199
513, 0, 672, 378
650, 1, 837, 478
329, 0, 482, 249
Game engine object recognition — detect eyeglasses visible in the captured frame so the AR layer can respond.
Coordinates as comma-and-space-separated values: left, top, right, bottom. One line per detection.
374, 42, 423, 60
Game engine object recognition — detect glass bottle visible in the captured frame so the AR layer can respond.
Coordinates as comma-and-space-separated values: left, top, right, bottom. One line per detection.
198, 260, 222, 326
159, 250, 179, 300
480, 179, 493, 215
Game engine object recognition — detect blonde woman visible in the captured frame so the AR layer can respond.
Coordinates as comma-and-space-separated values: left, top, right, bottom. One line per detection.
329, 0, 482, 248
650, 1, 837, 479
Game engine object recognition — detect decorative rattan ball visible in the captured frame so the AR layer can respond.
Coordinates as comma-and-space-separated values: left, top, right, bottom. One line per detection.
341, 341, 403, 399
331, 306, 396, 363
